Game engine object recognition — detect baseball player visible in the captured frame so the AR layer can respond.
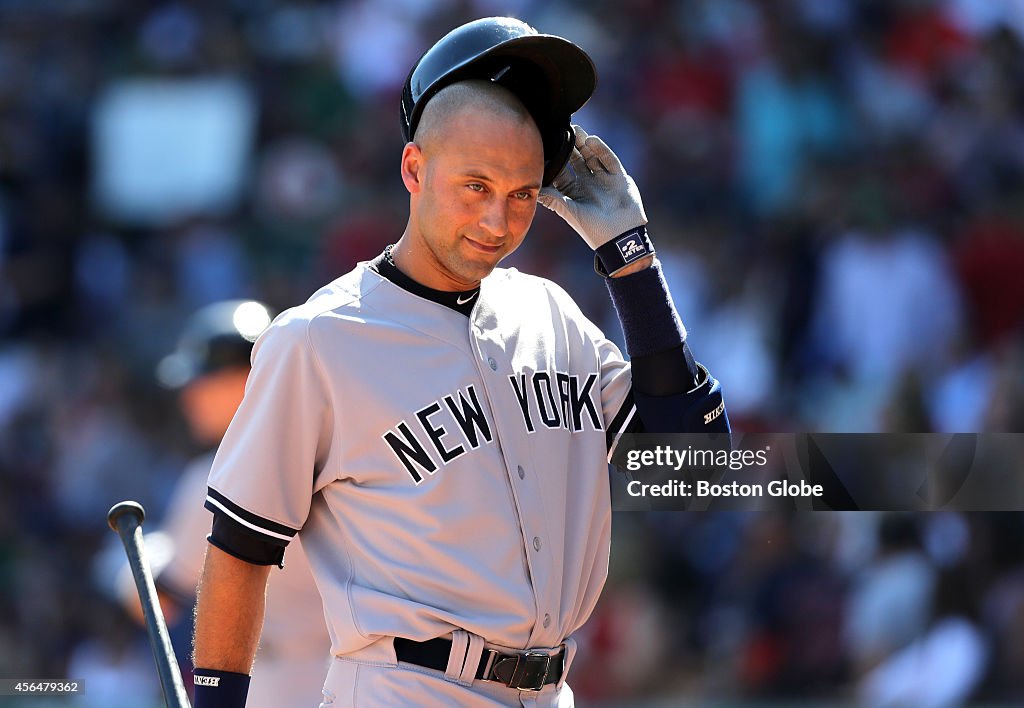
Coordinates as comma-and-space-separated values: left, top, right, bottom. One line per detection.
191, 17, 730, 707
123, 300, 331, 707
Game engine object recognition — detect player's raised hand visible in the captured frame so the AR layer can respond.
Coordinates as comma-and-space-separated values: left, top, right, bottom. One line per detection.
538, 125, 647, 250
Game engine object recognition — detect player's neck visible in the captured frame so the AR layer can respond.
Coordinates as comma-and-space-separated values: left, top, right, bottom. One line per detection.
373, 246, 480, 316
390, 234, 481, 292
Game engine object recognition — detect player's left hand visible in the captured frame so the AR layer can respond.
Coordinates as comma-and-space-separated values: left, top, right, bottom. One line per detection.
538, 125, 648, 250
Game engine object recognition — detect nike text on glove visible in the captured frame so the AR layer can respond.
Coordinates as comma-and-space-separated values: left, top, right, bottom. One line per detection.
537, 125, 654, 275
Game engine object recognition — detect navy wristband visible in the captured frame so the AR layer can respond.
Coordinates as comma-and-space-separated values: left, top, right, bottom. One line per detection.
604, 259, 686, 357
193, 668, 250, 708
594, 226, 655, 277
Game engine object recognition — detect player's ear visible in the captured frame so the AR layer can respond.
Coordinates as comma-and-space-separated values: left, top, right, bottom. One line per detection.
401, 142, 424, 194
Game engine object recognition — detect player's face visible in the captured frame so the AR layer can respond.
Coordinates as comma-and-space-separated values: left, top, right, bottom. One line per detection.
403, 110, 544, 290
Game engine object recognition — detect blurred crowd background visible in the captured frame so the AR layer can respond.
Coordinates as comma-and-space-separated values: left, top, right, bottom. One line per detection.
2, 0, 1024, 705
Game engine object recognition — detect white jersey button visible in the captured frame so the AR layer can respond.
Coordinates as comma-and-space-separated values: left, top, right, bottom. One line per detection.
543, 614, 551, 628
533, 537, 542, 551
517, 465, 525, 479
487, 357, 497, 371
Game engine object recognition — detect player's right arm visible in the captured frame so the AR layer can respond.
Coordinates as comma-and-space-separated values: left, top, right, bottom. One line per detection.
193, 545, 271, 672
190, 546, 271, 706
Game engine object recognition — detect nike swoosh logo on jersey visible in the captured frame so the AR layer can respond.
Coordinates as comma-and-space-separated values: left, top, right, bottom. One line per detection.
456, 292, 478, 305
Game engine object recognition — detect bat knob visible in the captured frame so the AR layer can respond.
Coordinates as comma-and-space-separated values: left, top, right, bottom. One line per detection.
108, 500, 146, 532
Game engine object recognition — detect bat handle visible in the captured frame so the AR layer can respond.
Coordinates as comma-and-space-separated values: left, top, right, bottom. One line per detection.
108, 500, 192, 708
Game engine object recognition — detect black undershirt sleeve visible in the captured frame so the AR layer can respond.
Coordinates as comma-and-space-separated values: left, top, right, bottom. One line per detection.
208, 511, 287, 568
629, 342, 700, 396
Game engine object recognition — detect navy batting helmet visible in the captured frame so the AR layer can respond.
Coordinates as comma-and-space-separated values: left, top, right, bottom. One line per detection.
401, 17, 597, 186
156, 300, 274, 389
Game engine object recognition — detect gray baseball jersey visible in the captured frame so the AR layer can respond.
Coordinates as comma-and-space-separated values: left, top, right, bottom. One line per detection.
205, 261, 635, 670
159, 453, 331, 707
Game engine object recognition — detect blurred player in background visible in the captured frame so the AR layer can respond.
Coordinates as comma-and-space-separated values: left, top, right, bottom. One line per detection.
119, 299, 331, 707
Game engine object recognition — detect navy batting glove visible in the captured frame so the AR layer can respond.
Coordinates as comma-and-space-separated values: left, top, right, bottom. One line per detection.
192, 668, 250, 708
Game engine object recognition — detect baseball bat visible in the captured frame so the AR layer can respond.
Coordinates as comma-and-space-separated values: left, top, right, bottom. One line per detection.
107, 500, 191, 708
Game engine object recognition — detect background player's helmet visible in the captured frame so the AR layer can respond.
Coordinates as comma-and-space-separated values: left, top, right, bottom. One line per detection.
401, 16, 597, 186
156, 300, 274, 389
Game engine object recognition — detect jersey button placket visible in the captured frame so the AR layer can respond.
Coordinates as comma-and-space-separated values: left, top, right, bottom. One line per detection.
469, 319, 553, 649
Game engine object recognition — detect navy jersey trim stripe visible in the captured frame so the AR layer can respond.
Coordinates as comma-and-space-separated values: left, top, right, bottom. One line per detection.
205, 487, 298, 542
606, 388, 637, 447
606, 388, 643, 463
606, 404, 636, 464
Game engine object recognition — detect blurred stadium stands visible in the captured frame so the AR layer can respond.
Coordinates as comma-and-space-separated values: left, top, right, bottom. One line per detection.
1, 0, 1024, 705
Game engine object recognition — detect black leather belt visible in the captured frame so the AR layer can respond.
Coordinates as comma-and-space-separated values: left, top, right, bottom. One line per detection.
394, 637, 564, 691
